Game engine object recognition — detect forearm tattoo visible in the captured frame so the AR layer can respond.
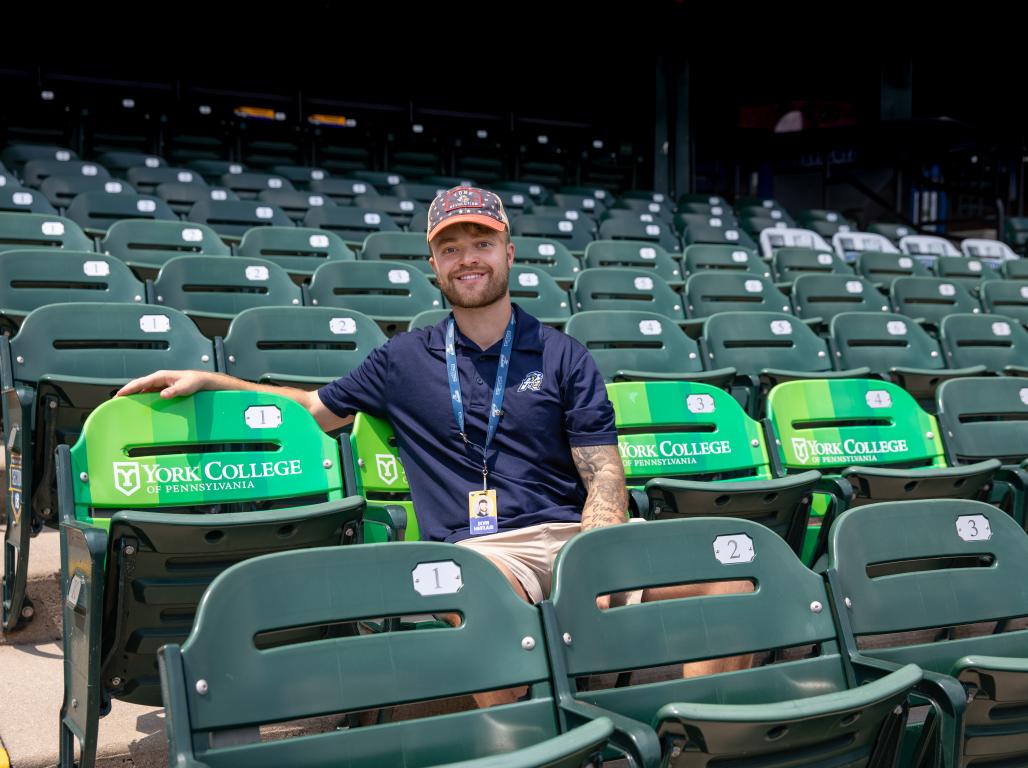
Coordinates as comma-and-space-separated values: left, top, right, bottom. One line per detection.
571, 444, 628, 530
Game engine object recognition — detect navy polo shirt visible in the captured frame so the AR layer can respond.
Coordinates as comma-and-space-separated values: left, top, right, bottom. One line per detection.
318, 304, 617, 543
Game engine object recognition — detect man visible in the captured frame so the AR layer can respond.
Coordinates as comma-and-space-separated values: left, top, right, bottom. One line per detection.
117, 185, 628, 608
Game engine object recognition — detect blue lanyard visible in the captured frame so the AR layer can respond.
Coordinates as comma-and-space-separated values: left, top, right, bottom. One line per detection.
446, 312, 516, 486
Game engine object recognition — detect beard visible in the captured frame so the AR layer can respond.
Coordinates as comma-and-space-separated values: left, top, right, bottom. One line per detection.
438, 260, 510, 309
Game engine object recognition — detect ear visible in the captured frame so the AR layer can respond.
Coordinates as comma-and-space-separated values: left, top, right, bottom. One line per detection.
506, 240, 515, 267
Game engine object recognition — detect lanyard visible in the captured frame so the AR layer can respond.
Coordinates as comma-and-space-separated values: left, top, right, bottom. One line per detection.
446, 312, 516, 489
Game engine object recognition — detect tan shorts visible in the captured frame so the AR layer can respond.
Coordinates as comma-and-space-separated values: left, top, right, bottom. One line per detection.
457, 521, 642, 606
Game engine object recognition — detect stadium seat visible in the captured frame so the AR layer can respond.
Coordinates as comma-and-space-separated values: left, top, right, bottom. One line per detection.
681, 243, 769, 278
681, 218, 755, 249
0, 186, 59, 214
890, 276, 981, 328
154, 182, 238, 216
257, 188, 337, 224
39, 175, 134, 209
1004, 259, 1028, 280
1, 145, 78, 177
187, 198, 294, 240
583, 240, 682, 285
573, 268, 684, 321
771, 247, 852, 284
0, 211, 93, 251
57, 391, 366, 768
353, 194, 426, 230
269, 163, 330, 190
790, 274, 891, 327
511, 214, 594, 253
65, 191, 177, 235
304, 205, 400, 248
126, 166, 205, 196
185, 159, 248, 183
359, 231, 432, 275
219, 170, 295, 200
596, 217, 680, 253
22, 159, 110, 189
854, 250, 931, 288
933, 255, 1000, 294
237, 225, 354, 281
101, 219, 230, 279
508, 265, 572, 327
866, 222, 914, 245
98, 152, 166, 178
980, 280, 1028, 325
939, 313, 1028, 375
308, 177, 379, 205
684, 272, 793, 326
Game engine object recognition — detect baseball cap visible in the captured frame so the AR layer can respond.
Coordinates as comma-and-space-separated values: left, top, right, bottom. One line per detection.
426, 186, 510, 242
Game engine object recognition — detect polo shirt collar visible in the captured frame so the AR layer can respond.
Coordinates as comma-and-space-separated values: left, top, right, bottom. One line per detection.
427, 303, 543, 354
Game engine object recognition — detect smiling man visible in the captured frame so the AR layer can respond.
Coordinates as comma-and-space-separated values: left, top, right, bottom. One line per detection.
117, 186, 628, 607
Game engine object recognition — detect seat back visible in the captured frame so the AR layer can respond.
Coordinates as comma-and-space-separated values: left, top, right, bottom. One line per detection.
936, 376, 1028, 466
854, 250, 931, 287
359, 231, 432, 274
65, 191, 177, 233
934, 256, 1000, 291
187, 198, 294, 239
0, 211, 93, 251
939, 313, 1028, 372
980, 280, 1028, 324
303, 205, 401, 246
596, 217, 680, 253
102, 219, 230, 274
771, 247, 852, 282
511, 236, 582, 285
508, 265, 571, 324
791, 275, 890, 323
890, 277, 980, 326
583, 240, 682, 283
829, 312, 944, 373
511, 213, 594, 252
573, 268, 684, 319
684, 272, 792, 319
703, 311, 833, 375
681, 243, 768, 277
236, 225, 354, 278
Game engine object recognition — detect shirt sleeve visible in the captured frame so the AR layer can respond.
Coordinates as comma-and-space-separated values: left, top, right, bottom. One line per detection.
317, 339, 391, 419
561, 344, 618, 447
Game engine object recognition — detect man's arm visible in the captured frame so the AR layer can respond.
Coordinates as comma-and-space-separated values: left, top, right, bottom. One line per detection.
115, 370, 352, 433
571, 443, 628, 531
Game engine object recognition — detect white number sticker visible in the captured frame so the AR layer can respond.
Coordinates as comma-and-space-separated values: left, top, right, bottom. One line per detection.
211, 189, 228, 201
82, 164, 98, 176
865, 390, 893, 409
537, 135, 549, 145
478, 130, 489, 139
992, 322, 1012, 337
639, 214, 653, 223
66, 574, 83, 610
145, 157, 160, 168
12, 192, 32, 205
412, 560, 463, 596
309, 234, 329, 248
565, 211, 580, 221
826, 213, 838, 222
244, 405, 282, 429
364, 213, 382, 225
311, 170, 325, 180
744, 279, 763, 293
558, 221, 573, 232
229, 164, 243, 174
955, 514, 992, 542
512, 194, 524, 205
838, 224, 851, 232
353, 183, 368, 194
266, 178, 282, 189
136, 199, 156, 213
770, 320, 792, 335
845, 281, 864, 294
182, 228, 203, 242
1020, 387, 1028, 405
639, 247, 656, 260
0, 177, 6, 187
645, 224, 660, 236
1021, 286, 1028, 299
731, 250, 748, 263
687, 394, 716, 414
651, 193, 662, 202
939, 283, 956, 297
713, 534, 755, 564
770, 210, 782, 220
638, 320, 662, 335
709, 217, 723, 227
330, 317, 357, 335
725, 230, 740, 241
83, 261, 110, 277
104, 182, 123, 193
139, 314, 171, 333
245, 266, 269, 281
42, 221, 65, 236
711, 206, 723, 216
388, 269, 411, 284
886, 321, 907, 335
648, 203, 660, 213
176, 171, 194, 183
308, 195, 325, 207
762, 200, 774, 208
708, 196, 719, 205
400, 200, 414, 212
529, 185, 541, 196
56, 150, 71, 161
968, 261, 982, 273
897, 227, 910, 236
899, 257, 913, 268
538, 244, 555, 256
388, 175, 401, 185
817, 253, 833, 265
582, 199, 596, 210
518, 272, 539, 287
634, 276, 654, 291
255, 206, 274, 219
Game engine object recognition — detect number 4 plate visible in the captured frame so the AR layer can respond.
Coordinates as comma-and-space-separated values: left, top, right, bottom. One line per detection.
955, 515, 991, 542
713, 534, 755, 564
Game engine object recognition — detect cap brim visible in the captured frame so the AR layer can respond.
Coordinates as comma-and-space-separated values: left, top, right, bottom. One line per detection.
427, 214, 507, 242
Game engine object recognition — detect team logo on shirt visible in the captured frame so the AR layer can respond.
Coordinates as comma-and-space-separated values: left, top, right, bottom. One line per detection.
518, 371, 544, 392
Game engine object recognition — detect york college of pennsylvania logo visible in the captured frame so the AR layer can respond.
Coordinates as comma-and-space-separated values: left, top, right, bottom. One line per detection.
110, 459, 304, 496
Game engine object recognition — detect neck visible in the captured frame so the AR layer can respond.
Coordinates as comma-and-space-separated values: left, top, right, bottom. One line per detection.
452, 297, 513, 350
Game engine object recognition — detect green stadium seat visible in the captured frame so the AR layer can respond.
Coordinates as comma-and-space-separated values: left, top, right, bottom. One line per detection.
97, 152, 166, 178
65, 191, 178, 236
1003, 259, 1028, 280
39, 175, 135, 209
219, 170, 295, 200
890, 277, 981, 328
681, 244, 768, 278
573, 268, 684, 321
359, 231, 432, 275
508, 265, 572, 327
583, 240, 682, 285
674, 211, 740, 236
353, 194, 426, 230
1003, 217, 1028, 255
511, 214, 594, 254
22, 159, 110, 189
854, 250, 931, 288
677, 192, 728, 208
57, 391, 366, 768
395, 182, 449, 204
187, 198, 294, 241
939, 313, 1028, 375
256, 188, 338, 224
790, 274, 890, 327
771, 247, 852, 284
980, 280, 1028, 325
866, 222, 914, 245
681, 218, 755, 249
304, 205, 400, 248
493, 179, 551, 204
101, 219, 230, 279
352, 170, 406, 191
126, 166, 205, 196
0, 186, 59, 214
511, 237, 582, 288
408, 309, 450, 329
1, 145, 77, 176
552, 191, 609, 216
154, 182, 237, 216
269, 164, 331, 190
237, 225, 354, 281
185, 159, 248, 184
684, 272, 793, 325
596, 217, 680, 253
308, 177, 380, 205
0, 211, 93, 251
933, 256, 1000, 294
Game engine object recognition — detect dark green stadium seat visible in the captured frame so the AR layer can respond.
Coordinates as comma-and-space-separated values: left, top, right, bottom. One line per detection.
608, 381, 819, 550
185, 159, 248, 184
187, 198, 294, 241
825, 499, 1028, 768
352, 169, 406, 191
855, 250, 931, 288
766, 378, 999, 559
890, 277, 981, 328
236, 225, 354, 282
1003, 217, 1028, 255
681, 243, 768, 278
101, 219, 231, 279
256, 188, 337, 224
677, 192, 728, 208
933, 255, 1000, 294
219, 170, 295, 200
980, 280, 1028, 325
269, 164, 330, 190
126, 166, 205, 196
511, 214, 594, 254
939, 313, 1028, 375
511, 236, 582, 288
596, 217, 680, 253
583, 240, 682, 285
1, 303, 216, 634
353, 194, 426, 230
680, 219, 755, 249
359, 231, 432, 275
797, 208, 851, 225
395, 182, 448, 204
829, 312, 985, 402
0, 186, 59, 214
565, 310, 733, 386
1, 145, 77, 177
65, 191, 178, 236
867, 222, 914, 245
308, 177, 380, 205
218, 306, 385, 387
152, 255, 303, 338
573, 268, 684, 321
306, 260, 443, 336
154, 182, 237, 216
0, 249, 147, 334
552, 191, 608, 216
493, 179, 551, 204
57, 391, 366, 768
97, 152, 166, 178
526, 205, 597, 234
608, 197, 673, 220
508, 265, 572, 327
408, 308, 450, 329
543, 517, 920, 768
0, 211, 93, 251
1003, 258, 1028, 281
39, 175, 134, 209
791, 274, 890, 327
771, 247, 852, 284
22, 159, 110, 189
158, 542, 615, 768
303, 205, 400, 248
674, 212, 739, 236
684, 272, 793, 324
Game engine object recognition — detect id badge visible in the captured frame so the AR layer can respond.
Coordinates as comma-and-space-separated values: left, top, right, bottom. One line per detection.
468, 489, 498, 536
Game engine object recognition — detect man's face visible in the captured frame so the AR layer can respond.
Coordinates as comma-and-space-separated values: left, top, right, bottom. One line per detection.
429, 224, 514, 309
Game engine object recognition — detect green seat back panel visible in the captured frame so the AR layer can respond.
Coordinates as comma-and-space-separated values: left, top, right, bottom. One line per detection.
511, 236, 582, 283
39, 175, 118, 208
508, 265, 572, 322
349, 412, 419, 540
0, 249, 146, 321
981, 280, 1028, 324
565, 310, 705, 381
511, 213, 594, 252
791, 275, 890, 323
152, 255, 302, 318
682, 244, 767, 277
867, 223, 914, 244
102, 219, 230, 270
1003, 260, 1028, 280
703, 311, 833, 375
830, 312, 945, 373
69, 391, 345, 524
307, 260, 443, 320
65, 192, 177, 232
303, 205, 400, 244
940, 313, 1028, 371
855, 251, 930, 285
359, 231, 432, 273
22, 159, 109, 187
595, 219, 680, 253
890, 277, 980, 325
236, 226, 354, 274
0, 211, 93, 251
408, 309, 450, 330
188, 198, 294, 238
772, 247, 852, 282
936, 377, 1028, 465
607, 381, 770, 480
221, 306, 386, 383
682, 222, 757, 249
766, 379, 945, 473
573, 267, 684, 319
684, 272, 792, 319
935, 256, 1000, 286
583, 240, 682, 283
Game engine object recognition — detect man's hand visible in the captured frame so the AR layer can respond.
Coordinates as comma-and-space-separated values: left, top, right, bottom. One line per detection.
116, 370, 217, 399
571, 443, 628, 531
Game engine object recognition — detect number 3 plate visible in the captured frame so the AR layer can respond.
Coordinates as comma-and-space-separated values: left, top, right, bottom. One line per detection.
713, 534, 755, 564
955, 515, 992, 542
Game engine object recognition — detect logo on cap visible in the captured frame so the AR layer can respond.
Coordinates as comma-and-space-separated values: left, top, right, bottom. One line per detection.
444, 188, 484, 211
